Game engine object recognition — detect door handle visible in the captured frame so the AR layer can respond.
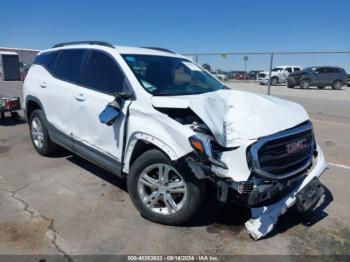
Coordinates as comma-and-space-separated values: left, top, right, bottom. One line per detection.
75, 94, 85, 102
39, 81, 47, 88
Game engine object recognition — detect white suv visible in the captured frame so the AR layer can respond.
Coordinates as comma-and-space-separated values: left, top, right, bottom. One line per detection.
257, 65, 301, 85
23, 42, 328, 231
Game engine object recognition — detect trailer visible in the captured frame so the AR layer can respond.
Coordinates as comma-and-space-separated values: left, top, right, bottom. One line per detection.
0, 96, 21, 121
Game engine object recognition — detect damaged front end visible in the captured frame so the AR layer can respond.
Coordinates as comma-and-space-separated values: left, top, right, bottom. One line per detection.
186, 119, 325, 207
152, 90, 329, 239
184, 119, 328, 239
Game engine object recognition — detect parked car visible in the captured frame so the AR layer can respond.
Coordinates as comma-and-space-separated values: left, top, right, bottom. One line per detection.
347, 74, 350, 87
24, 41, 328, 227
211, 72, 229, 81
248, 70, 262, 80
287, 66, 347, 89
257, 66, 301, 85
234, 71, 250, 80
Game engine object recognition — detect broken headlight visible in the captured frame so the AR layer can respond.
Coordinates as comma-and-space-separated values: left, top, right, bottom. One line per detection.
189, 134, 228, 169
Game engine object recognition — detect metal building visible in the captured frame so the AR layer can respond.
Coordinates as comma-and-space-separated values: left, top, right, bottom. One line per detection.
0, 47, 40, 81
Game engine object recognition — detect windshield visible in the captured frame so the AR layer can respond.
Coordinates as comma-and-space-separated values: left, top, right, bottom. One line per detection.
122, 54, 225, 95
302, 67, 316, 73
272, 67, 283, 72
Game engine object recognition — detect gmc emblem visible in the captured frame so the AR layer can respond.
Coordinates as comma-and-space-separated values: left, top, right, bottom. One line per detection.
286, 138, 307, 154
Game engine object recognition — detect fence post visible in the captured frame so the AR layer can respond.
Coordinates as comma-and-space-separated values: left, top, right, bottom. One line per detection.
267, 53, 274, 96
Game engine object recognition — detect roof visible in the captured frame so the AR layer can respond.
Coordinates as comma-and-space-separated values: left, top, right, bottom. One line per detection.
0, 46, 40, 52
41, 43, 184, 59
0, 51, 18, 55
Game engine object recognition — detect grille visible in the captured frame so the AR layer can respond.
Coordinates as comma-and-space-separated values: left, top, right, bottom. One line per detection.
250, 121, 314, 180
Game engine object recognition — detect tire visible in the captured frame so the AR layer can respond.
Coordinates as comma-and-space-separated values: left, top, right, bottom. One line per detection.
270, 77, 278, 86
300, 80, 311, 89
11, 112, 20, 122
332, 80, 343, 90
127, 149, 205, 225
317, 86, 325, 90
287, 82, 294, 88
29, 109, 58, 156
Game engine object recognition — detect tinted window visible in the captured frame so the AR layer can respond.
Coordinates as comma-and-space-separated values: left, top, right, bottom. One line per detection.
81, 50, 125, 94
318, 68, 326, 74
53, 49, 86, 83
331, 68, 340, 73
285, 68, 292, 73
294, 68, 300, 72
33, 52, 57, 67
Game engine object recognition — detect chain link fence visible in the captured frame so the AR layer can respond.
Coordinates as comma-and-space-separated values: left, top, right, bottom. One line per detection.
182, 51, 350, 95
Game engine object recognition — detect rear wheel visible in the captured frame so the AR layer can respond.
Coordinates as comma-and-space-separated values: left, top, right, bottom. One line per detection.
127, 149, 205, 225
287, 82, 294, 88
300, 80, 311, 89
332, 80, 343, 90
29, 109, 58, 156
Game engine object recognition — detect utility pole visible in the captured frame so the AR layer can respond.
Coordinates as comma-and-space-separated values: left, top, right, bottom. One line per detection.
267, 53, 274, 96
244, 55, 248, 73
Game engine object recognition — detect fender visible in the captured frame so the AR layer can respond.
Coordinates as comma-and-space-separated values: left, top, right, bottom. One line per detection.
24, 95, 45, 121
123, 132, 179, 173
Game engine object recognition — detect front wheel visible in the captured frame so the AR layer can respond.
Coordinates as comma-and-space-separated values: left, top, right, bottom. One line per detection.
270, 77, 279, 86
300, 80, 311, 89
332, 80, 343, 90
127, 149, 205, 225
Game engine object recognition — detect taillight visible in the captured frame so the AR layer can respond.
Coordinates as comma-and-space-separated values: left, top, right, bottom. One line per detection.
4, 98, 21, 110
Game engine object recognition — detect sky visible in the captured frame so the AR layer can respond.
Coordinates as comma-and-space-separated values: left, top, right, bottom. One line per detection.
1, 0, 349, 71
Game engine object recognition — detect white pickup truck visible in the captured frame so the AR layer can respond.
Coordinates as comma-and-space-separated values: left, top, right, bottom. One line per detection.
257, 65, 301, 85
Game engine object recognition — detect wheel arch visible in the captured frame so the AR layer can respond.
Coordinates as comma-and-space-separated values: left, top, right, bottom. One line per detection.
123, 133, 184, 174
25, 96, 45, 122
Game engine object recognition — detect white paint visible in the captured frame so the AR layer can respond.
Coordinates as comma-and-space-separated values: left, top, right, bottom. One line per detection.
152, 89, 309, 147
245, 145, 328, 240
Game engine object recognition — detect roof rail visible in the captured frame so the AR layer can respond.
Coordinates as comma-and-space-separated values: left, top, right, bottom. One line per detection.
52, 41, 115, 49
142, 47, 176, 54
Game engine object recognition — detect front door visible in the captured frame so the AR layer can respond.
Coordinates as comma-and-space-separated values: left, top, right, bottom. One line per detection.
72, 50, 131, 175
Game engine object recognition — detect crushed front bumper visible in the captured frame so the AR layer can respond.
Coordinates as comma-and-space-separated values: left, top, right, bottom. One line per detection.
244, 145, 328, 240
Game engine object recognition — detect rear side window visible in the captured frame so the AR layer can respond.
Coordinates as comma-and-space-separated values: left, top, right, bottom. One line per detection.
53, 49, 86, 83
81, 50, 125, 94
33, 52, 57, 67
318, 68, 326, 74
294, 68, 300, 72
332, 68, 340, 73
285, 68, 292, 73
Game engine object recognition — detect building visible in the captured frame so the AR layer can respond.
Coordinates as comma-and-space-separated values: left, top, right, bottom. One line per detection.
0, 47, 40, 81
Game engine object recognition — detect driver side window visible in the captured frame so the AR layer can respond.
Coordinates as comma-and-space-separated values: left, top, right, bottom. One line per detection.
81, 50, 126, 94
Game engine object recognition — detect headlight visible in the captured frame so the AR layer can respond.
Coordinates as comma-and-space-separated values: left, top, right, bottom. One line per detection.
189, 134, 213, 157
189, 134, 228, 169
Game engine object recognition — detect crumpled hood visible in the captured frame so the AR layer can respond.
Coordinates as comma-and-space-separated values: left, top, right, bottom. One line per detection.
152, 89, 309, 147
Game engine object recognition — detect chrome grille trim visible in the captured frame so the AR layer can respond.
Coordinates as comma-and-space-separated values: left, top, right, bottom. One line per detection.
249, 121, 314, 180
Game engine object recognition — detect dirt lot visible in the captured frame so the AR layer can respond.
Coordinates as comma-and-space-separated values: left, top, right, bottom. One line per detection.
0, 80, 349, 259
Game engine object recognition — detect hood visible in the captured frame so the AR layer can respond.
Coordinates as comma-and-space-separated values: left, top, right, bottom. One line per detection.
152, 90, 309, 147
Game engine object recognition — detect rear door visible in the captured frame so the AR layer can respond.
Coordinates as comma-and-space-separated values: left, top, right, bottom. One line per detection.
72, 49, 132, 174
41, 49, 87, 141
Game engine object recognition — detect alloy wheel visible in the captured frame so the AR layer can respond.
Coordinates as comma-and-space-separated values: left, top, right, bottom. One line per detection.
137, 163, 188, 215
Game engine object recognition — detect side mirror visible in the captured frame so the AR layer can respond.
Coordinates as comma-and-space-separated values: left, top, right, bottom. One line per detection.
99, 91, 133, 126
99, 104, 121, 126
